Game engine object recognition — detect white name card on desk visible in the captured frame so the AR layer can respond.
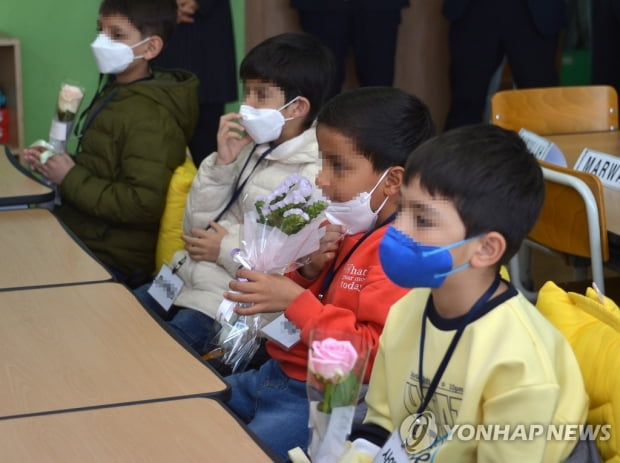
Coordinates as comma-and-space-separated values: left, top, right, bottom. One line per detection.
574, 148, 620, 190
518, 128, 567, 167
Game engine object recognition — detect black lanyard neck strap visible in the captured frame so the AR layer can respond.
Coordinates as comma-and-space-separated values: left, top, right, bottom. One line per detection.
317, 212, 397, 300
206, 144, 275, 231
416, 274, 501, 414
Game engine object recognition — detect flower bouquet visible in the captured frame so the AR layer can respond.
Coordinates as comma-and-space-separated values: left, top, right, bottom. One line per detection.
306, 330, 370, 463
48, 81, 85, 153
206, 173, 328, 373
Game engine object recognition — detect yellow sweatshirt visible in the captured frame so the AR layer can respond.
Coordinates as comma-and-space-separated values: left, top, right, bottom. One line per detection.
346, 284, 588, 463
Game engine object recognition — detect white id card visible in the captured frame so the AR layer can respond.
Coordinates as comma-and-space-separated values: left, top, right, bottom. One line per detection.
260, 313, 301, 349
373, 431, 410, 463
147, 264, 184, 311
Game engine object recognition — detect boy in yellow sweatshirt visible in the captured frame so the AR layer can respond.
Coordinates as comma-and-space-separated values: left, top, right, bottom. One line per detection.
342, 124, 588, 462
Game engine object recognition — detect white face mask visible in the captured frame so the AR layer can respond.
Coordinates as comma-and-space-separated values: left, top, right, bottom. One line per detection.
91, 32, 150, 74
325, 169, 391, 235
239, 96, 300, 144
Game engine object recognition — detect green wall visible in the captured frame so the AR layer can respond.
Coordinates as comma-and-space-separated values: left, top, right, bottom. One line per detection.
0, 0, 245, 150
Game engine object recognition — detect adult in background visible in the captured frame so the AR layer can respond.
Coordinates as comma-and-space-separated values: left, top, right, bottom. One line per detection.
291, 0, 409, 99
443, 0, 566, 130
154, 0, 238, 166
591, 0, 620, 95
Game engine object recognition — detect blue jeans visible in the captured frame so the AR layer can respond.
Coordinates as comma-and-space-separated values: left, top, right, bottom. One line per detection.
133, 282, 215, 354
167, 308, 216, 354
226, 359, 309, 462
133, 282, 168, 318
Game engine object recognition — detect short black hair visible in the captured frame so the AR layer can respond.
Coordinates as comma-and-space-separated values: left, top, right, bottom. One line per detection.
317, 87, 436, 171
240, 32, 335, 129
403, 124, 545, 264
99, 0, 177, 42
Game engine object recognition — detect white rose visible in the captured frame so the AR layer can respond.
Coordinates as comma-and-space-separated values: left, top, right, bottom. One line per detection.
57, 84, 84, 114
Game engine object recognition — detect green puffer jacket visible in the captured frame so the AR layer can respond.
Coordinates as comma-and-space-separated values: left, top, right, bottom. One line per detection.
57, 68, 199, 279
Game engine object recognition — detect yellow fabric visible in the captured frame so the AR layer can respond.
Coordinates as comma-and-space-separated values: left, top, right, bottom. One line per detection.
155, 155, 196, 272
537, 281, 620, 463
499, 265, 509, 281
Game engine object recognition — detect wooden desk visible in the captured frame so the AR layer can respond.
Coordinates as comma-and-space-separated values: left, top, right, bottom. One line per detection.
0, 398, 278, 462
0, 283, 228, 417
546, 132, 620, 236
0, 208, 113, 290
0, 145, 54, 207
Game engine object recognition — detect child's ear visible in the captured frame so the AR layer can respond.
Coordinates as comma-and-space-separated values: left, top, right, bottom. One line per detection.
289, 96, 311, 119
470, 231, 506, 268
383, 166, 404, 196
142, 35, 164, 61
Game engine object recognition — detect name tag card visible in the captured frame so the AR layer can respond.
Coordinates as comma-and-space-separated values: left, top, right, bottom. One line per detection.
518, 128, 567, 167
574, 148, 620, 190
148, 265, 184, 311
260, 313, 301, 349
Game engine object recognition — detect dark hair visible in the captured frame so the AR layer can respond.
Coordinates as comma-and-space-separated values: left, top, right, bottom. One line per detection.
317, 87, 436, 171
99, 0, 177, 42
403, 124, 545, 264
240, 32, 335, 129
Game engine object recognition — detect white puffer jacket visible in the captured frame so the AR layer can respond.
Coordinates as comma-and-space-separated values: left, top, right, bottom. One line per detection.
171, 127, 320, 318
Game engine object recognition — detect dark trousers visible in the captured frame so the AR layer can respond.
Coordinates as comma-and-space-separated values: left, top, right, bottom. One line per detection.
296, 8, 402, 98
591, 0, 620, 95
187, 102, 224, 167
444, 0, 560, 130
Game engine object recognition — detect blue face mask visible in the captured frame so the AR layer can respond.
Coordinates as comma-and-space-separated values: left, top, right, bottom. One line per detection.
379, 226, 478, 288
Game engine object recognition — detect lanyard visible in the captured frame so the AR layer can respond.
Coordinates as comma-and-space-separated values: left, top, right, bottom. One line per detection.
416, 274, 501, 414
206, 144, 275, 231
74, 74, 154, 153
317, 212, 397, 301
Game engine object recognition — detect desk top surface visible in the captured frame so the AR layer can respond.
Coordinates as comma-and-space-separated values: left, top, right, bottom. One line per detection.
546, 132, 620, 236
0, 283, 228, 418
0, 208, 113, 290
0, 398, 277, 462
0, 146, 54, 207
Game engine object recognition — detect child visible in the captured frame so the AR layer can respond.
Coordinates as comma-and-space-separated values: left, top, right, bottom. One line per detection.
341, 124, 588, 462
136, 32, 336, 353
23, 0, 198, 287
221, 87, 436, 460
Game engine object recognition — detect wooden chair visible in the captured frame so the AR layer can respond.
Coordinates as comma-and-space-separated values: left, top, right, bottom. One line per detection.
509, 161, 609, 301
491, 85, 619, 135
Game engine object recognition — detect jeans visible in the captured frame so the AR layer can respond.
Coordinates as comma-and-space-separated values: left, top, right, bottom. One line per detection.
133, 282, 169, 319
167, 308, 216, 354
226, 359, 309, 462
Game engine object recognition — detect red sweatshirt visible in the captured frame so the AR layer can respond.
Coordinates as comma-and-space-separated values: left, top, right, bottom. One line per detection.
267, 223, 409, 382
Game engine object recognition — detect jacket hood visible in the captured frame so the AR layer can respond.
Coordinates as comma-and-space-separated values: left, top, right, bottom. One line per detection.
113, 68, 199, 142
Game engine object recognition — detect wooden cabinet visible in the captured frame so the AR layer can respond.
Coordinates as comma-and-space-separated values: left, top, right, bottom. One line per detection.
0, 33, 24, 152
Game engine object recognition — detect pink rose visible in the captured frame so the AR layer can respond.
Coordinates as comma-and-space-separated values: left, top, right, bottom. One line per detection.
309, 338, 358, 383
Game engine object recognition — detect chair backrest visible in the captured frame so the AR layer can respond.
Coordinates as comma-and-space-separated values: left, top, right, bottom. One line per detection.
491, 85, 619, 135
155, 151, 197, 271
529, 161, 609, 287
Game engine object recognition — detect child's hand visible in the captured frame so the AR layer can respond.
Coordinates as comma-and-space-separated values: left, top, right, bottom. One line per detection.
22, 146, 45, 167
182, 222, 228, 263
215, 112, 252, 165
299, 223, 345, 280
224, 268, 305, 315
176, 0, 198, 23
40, 153, 75, 184
25, 147, 75, 185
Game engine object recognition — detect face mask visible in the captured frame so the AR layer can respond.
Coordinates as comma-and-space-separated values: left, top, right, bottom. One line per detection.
239, 96, 300, 144
325, 169, 390, 235
91, 33, 150, 74
379, 226, 478, 288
